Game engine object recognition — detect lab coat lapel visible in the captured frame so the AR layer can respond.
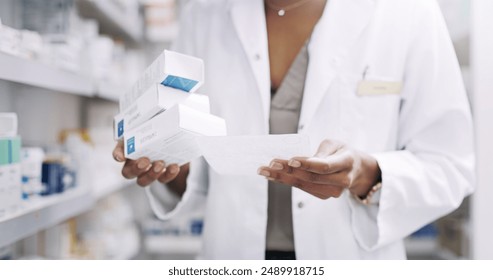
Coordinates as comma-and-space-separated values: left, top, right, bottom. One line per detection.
300, 0, 376, 129
229, 0, 271, 129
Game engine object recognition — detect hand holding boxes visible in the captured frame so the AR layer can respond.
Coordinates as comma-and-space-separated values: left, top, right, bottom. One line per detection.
115, 50, 226, 166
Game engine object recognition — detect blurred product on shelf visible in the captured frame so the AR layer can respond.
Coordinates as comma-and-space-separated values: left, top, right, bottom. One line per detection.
19, 30, 44, 60
0, 113, 22, 219
22, 0, 77, 35
41, 156, 77, 196
142, 0, 178, 42
20, 147, 45, 199
75, 192, 140, 259
0, 0, 153, 99
0, 20, 22, 57
14, 192, 139, 260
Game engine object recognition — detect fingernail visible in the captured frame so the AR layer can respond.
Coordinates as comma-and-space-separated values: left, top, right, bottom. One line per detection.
153, 163, 164, 173
288, 160, 301, 168
269, 162, 284, 170
266, 177, 276, 181
138, 160, 148, 169
169, 165, 179, 174
144, 164, 152, 172
257, 169, 270, 177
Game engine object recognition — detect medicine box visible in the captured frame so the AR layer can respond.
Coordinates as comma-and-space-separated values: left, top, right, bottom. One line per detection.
119, 50, 204, 111
0, 136, 22, 218
124, 104, 227, 166
113, 84, 210, 140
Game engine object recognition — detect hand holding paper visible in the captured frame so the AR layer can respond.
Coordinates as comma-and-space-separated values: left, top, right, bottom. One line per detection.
198, 134, 311, 176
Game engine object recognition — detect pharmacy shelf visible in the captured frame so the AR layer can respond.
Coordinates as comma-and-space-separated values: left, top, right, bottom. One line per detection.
93, 176, 135, 201
77, 0, 143, 45
0, 52, 94, 96
0, 189, 94, 248
95, 81, 126, 102
145, 235, 202, 257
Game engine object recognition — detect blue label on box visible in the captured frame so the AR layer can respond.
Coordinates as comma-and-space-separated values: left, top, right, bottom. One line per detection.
118, 120, 124, 137
127, 137, 135, 155
162, 75, 198, 92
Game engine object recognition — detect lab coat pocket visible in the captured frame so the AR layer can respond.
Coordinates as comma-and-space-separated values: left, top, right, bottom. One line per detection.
338, 76, 401, 152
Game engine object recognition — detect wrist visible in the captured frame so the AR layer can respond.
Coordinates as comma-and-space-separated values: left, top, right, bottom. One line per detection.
349, 153, 382, 197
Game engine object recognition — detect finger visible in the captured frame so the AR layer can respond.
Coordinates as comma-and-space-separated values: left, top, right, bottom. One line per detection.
314, 139, 343, 157
261, 162, 350, 188
122, 157, 152, 179
258, 167, 344, 199
112, 141, 125, 162
136, 161, 167, 187
265, 163, 352, 188
287, 153, 352, 175
158, 164, 181, 184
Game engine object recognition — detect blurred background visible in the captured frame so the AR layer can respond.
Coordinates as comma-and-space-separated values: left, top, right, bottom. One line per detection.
0, 0, 491, 260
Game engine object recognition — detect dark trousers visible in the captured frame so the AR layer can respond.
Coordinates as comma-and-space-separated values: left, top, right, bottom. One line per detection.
265, 250, 296, 260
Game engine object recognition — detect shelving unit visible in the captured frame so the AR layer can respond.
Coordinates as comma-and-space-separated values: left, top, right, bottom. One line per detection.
0, 0, 147, 259
95, 81, 126, 102
77, 0, 143, 45
93, 176, 135, 201
0, 189, 93, 248
0, 52, 93, 96
0, 174, 138, 249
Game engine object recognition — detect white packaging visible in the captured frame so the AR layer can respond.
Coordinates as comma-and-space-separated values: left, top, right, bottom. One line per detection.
0, 136, 22, 218
0, 113, 18, 137
20, 29, 44, 59
21, 147, 45, 197
113, 84, 210, 140
0, 24, 21, 56
0, 165, 7, 218
124, 104, 227, 165
120, 50, 204, 111
5, 164, 22, 215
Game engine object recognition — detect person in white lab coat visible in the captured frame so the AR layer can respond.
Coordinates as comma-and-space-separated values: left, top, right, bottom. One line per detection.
113, 0, 475, 259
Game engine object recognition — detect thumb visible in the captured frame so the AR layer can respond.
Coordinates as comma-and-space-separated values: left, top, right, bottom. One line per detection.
314, 139, 342, 158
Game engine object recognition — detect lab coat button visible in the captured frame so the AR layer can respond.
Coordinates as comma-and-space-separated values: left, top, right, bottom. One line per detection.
254, 54, 261, 61
297, 202, 304, 209
298, 124, 304, 130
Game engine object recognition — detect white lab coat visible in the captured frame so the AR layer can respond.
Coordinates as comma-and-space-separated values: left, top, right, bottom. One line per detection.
147, 0, 475, 259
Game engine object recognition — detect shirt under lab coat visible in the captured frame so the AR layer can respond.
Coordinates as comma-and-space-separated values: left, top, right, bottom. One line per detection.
145, 0, 475, 259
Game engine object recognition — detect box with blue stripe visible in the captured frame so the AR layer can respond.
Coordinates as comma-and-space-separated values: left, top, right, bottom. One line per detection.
113, 85, 210, 140
119, 50, 205, 112
123, 104, 226, 166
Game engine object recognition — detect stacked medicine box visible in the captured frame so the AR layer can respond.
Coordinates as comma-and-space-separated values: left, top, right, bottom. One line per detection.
0, 113, 22, 218
114, 50, 226, 165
